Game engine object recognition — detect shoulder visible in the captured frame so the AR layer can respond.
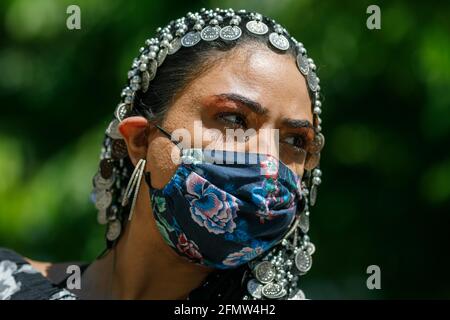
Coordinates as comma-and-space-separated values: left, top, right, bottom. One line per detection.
24, 256, 83, 286
0, 247, 78, 300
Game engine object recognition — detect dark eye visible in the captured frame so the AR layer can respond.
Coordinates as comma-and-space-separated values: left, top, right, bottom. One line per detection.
216, 112, 247, 129
283, 134, 307, 152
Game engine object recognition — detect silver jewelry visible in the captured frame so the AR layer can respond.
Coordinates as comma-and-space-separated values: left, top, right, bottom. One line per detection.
97, 209, 108, 225
269, 32, 289, 51
290, 289, 306, 300
141, 70, 150, 93
157, 46, 168, 67
181, 31, 201, 47
114, 103, 129, 122
94, 172, 115, 190
201, 15, 222, 41
310, 168, 322, 206
253, 261, 276, 284
106, 219, 122, 242
201, 25, 221, 41
269, 24, 289, 51
121, 159, 146, 221
246, 13, 268, 35
296, 53, 310, 76
105, 119, 123, 140
242, 185, 316, 300
299, 210, 310, 233
219, 25, 242, 41
92, 8, 325, 300
168, 37, 182, 55
247, 279, 263, 299
307, 70, 319, 92
262, 282, 286, 299
94, 190, 113, 210
295, 249, 312, 274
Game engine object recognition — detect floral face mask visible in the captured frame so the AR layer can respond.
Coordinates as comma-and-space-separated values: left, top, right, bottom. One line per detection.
145, 128, 303, 269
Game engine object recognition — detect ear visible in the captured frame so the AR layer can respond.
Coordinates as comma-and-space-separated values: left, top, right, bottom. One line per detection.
118, 116, 155, 166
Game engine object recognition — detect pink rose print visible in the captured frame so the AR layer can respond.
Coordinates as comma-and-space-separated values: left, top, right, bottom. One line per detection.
185, 172, 238, 234
222, 246, 264, 266
176, 233, 203, 261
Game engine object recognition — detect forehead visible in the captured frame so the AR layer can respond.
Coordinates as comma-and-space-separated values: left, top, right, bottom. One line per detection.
187, 44, 312, 121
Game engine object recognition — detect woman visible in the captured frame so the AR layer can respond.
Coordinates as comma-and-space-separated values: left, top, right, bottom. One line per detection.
0, 7, 324, 300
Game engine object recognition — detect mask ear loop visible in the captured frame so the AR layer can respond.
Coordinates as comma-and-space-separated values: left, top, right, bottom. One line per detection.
144, 124, 185, 189
154, 124, 184, 153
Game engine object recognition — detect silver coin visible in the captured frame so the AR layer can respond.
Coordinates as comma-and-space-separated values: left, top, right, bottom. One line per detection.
157, 46, 168, 67
168, 37, 182, 55
289, 289, 306, 300
181, 31, 201, 47
299, 212, 310, 233
123, 91, 135, 108
219, 25, 242, 41
310, 184, 317, 206
295, 250, 312, 274
261, 283, 286, 299
269, 32, 290, 51
97, 209, 108, 225
200, 25, 221, 41
114, 103, 129, 122
254, 261, 276, 284
107, 205, 119, 221
105, 119, 123, 140
141, 70, 150, 93
305, 242, 316, 255
246, 20, 268, 35
95, 190, 112, 210
106, 219, 122, 242
247, 279, 263, 299
310, 132, 325, 154
307, 71, 319, 92
94, 172, 115, 189
296, 53, 309, 75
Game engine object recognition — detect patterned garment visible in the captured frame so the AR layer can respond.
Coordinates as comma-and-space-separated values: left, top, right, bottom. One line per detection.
0, 248, 78, 300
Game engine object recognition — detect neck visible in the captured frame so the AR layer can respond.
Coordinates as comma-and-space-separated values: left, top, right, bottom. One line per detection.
78, 187, 212, 300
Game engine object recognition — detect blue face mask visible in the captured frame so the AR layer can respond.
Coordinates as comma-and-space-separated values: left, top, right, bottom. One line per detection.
145, 127, 303, 269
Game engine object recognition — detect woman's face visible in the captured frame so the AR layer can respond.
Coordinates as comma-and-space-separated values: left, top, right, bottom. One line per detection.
146, 44, 314, 189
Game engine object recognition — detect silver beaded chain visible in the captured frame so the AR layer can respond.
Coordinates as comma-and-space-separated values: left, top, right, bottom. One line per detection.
90, 7, 325, 300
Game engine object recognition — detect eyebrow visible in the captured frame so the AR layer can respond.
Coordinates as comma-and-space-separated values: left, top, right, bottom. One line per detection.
214, 93, 269, 115
212, 93, 314, 129
281, 118, 314, 130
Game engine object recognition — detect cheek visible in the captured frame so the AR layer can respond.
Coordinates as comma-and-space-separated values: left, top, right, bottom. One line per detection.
282, 153, 305, 177
146, 101, 201, 189
146, 136, 180, 189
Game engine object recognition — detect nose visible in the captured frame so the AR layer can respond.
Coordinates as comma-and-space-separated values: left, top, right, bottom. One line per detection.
250, 127, 280, 159
249, 128, 305, 177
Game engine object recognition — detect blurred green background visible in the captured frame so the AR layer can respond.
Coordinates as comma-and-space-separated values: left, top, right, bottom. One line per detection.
1, 0, 449, 299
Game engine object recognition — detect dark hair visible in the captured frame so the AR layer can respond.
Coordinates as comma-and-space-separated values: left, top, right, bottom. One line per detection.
114, 13, 313, 300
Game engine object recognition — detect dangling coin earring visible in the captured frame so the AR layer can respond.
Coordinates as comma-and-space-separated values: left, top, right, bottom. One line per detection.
122, 159, 146, 221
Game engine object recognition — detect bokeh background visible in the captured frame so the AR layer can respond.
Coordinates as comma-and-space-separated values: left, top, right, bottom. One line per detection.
1, 0, 449, 299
